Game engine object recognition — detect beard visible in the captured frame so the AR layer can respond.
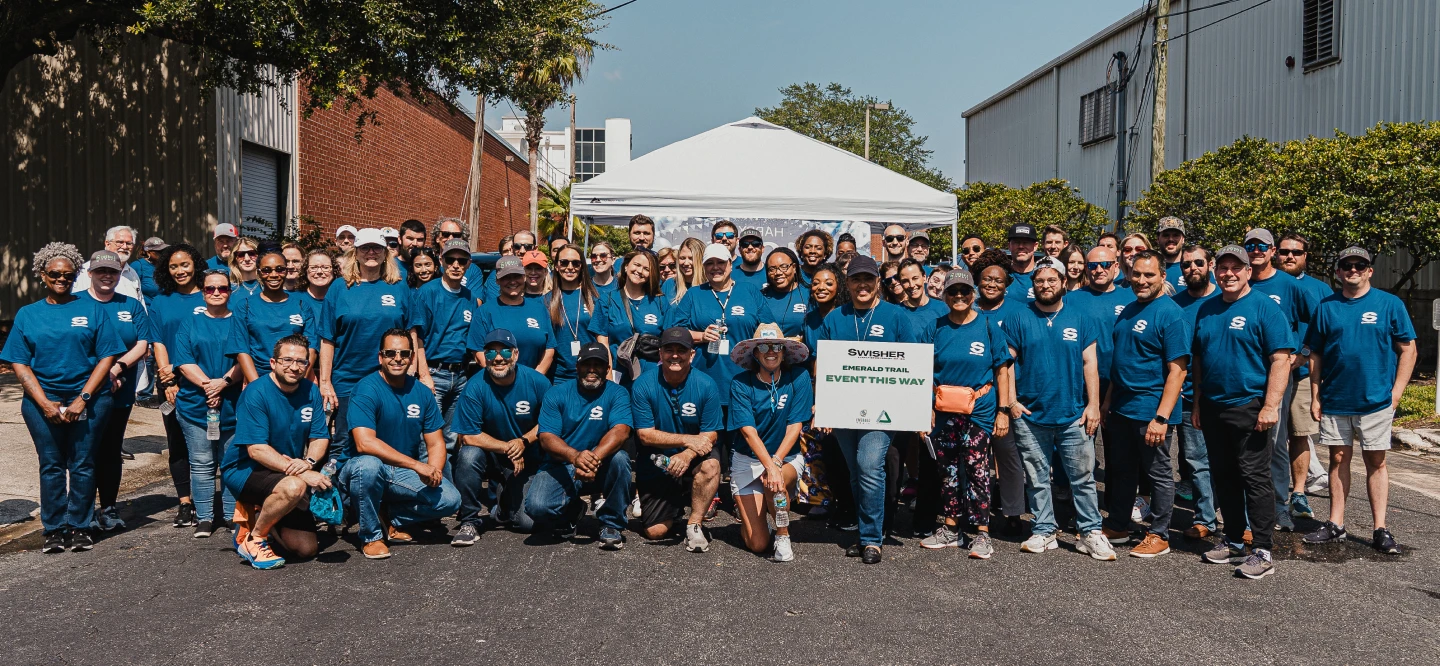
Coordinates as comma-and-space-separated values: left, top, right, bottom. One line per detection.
1034, 288, 1062, 306
580, 374, 605, 390
487, 364, 512, 380
1184, 273, 1209, 289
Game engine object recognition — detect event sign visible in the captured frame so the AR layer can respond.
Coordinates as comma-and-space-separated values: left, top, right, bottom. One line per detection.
813, 340, 933, 431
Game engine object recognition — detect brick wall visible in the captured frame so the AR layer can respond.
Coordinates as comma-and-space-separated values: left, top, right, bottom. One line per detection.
298, 87, 530, 252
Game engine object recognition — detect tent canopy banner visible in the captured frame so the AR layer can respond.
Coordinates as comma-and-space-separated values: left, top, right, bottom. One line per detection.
641, 216, 872, 258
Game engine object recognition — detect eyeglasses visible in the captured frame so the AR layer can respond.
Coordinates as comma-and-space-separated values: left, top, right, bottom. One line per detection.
483, 348, 515, 362
234, 250, 258, 259
1276, 249, 1306, 257
308, 265, 333, 273
380, 349, 413, 359
590, 252, 611, 260
753, 342, 786, 354
443, 255, 470, 266
1182, 259, 1208, 268
740, 240, 764, 249
713, 231, 736, 240
1243, 242, 1271, 253
273, 357, 310, 368
109, 240, 135, 247
557, 259, 584, 269
1215, 265, 1248, 275
202, 285, 231, 294
1086, 261, 1116, 270
258, 266, 285, 275
767, 263, 796, 274
1338, 261, 1371, 272
514, 243, 536, 252
44, 270, 78, 281
963, 245, 984, 254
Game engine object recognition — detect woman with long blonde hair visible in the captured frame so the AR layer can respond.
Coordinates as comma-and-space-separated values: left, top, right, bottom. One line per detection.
227, 237, 262, 304
662, 237, 707, 305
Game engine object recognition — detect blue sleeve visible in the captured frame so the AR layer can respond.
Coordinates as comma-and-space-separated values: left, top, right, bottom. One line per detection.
1391, 299, 1417, 342
465, 307, 492, 354
171, 320, 198, 367
93, 303, 128, 359
420, 385, 444, 432
668, 291, 694, 330
631, 380, 657, 430
224, 307, 248, 359
451, 384, 484, 436
895, 310, 918, 343
1160, 309, 1190, 363
318, 288, 337, 342
0, 312, 33, 366
608, 385, 633, 428
308, 386, 329, 440
1260, 302, 1296, 354
988, 321, 1013, 370
133, 301, 155, 343
754, 291, 778, 326
410, 290, 432, 338
232, 389, 271, 446
786, 370, 814, 425
699, 379, 725, 432
586, 296, 610, 337
728, 377, 755, 431
538, 387, 563, 436
347, 384, 380, 432
1001, 317, 1022, 355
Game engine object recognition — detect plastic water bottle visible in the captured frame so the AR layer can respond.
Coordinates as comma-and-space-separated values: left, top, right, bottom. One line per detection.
650, 453, 670, 469
206, 407, 220, 440
773, 493, 790, 528
321, 458, 338, 480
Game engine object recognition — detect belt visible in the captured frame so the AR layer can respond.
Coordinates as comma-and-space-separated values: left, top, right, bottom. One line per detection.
428, 361, 470, 373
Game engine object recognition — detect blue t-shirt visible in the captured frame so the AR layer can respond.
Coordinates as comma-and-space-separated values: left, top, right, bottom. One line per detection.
345, 372, 443, 461
728, 367, 814, 456
1191, 290, 1295, 406
226, 293, 317, 375
666, 282, 776, 407
132, 259, 160, 300
468, 295, 556, 370
733, 265, 768, 292
1249, 270, 1308, 333
171, 313, 242, 428
1305, 288, 1416, 416
537, 379, 633, 453
150, 291, 206, 350
660, 277, 681, 304
902, 297, 949, 339
221, 377, 328, 490
591, 274, 620, 298
207, 255, 230, 274
975, 297, 1024, 330
451, 366, 552, 441
410, 279, 476, 365
80, 292, 153, 407
631, 368, 725, 465
231, 280, 263, 311
1293, 272, 1334, 379
459, 264, 484, 292
1110, 297, 1191, 424
1001, 302, 1099, 427
587, 290, 668, 383
762, 285, 812, 338
1006, 269, 1035, 302
548, 288, 598, 381
1067, 285, 1136, 384
0, 297, 127, 397
318, 279, 413, 396
1171, 287, 1219, 405
930, 313, 1011, 433
810, 300, 919, 346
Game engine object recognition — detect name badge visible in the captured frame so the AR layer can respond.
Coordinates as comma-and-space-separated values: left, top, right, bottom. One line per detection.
571, 340, 581, 357
709, 339, 729, 355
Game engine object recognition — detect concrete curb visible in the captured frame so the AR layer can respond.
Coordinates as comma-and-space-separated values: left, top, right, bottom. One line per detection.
1393, 427, 1440, 455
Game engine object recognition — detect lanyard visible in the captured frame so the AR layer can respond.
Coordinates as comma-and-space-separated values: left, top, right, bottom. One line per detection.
766, 371, 783, 411
558, 289, 583, 340
710, 286, 732, 332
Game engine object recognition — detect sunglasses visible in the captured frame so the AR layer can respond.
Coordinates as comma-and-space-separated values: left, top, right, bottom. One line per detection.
837, 250, 856, 258
380, 349, 413, 359
385, 241, 400, 248
438, 231, 463, 239
658, 261, 677, 270
590, 253, 611, 260
1086, 261, 1116, 270
740, 240, 764, 249
1182, 259, 1208, 268
963, 245, 984, 253
557, 259, 584, 269
883, 235, 908, 243
202, 285, 231, 294
882, 276, 899, 284
514, 243, 536, 252
1276, 249, 1306, 257
713, 232, 736, 240
443, 255, 470, 266
1243, 242, 1271, 252
945, 286, 975, 298
234, 250, 258, 259
753, 342, 787, 354
1121, 246, 1143, 254
483, 348, 515, 361
258, 266, 285, 275
273, 357, 310, 368
44, 270, 78, 281
1338, 261, 1370, 272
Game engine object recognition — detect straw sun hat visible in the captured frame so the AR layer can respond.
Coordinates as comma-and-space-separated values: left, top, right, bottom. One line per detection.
729, 323, 810, 367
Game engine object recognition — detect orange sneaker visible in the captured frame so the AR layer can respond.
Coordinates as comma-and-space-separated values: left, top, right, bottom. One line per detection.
1184, 524, 1211, 539
1101, 526, 1132, 544
237, 536, 286, 570
387, 526, 414, 543
362, 540, 391, 559
1129, 533, 1171, 558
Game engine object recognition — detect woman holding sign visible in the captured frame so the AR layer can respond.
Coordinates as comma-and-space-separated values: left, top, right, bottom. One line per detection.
919, 269, 1013, 560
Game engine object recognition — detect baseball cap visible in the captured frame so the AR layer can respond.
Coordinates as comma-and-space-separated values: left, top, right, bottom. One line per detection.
659, 326, 694, 350
1158, 216, 1186, 234
739, 228, 763, 241
702, 243, 732, 264
576, 342, 610, 365
1334, 246, 1372, 266
943, 269, 975, 290
379, 227, 399, 241
142, 237, 168, 252
1007, 223, 1036, 241
440, 239, 471, 257
354, 228, 387, 248
494, 256, 524, 279
336, 224, 358, 238
1033, 256, 1064, 273
846, 255, 880, 277
482, 329, 518, 348
1215, 245, 1249, 265
521, 250, 548, 268
1243, 228, 1275, 246
908, 234, 931, 246
88, 250, 125, 273
213, 223, 238, 239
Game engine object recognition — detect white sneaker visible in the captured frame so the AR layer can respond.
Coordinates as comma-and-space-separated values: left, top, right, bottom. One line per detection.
1131, 496, 1151, 524
1020, 532, 1058, 553
1077, 530, 1118, 561
1305, 475, 1330, 496
627, 497, 642, 520
772, 534, 795, 562
685, 523, 709, 553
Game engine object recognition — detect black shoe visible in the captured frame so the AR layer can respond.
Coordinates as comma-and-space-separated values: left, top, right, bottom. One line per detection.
69, 530, 94, 552
193, 521, 215, 538
862, 545, 883, 564
1302, 520, 1347, 544
120, 448, 135, 461
173, 503, 197, 527
1373, 528, 1401, 554
845, 542, 863, 557
42, 532, 67, 554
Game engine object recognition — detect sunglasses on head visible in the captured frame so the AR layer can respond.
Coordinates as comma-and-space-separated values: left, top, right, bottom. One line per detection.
740, 239, 764, 249
202, 285, 230, 294
1243, 242, 1271, 252
753, 342, 787, 354
258, 266, 285, 275
484, 348, 515, 361
443, 255, 470, 266
1086, 261, 1116, 270
1276, 249, 1306, 257
44, 270, 78, 281
1338, 261, 1370, 272
380, 349, 413, 359
234, 250, 258, 259
713, 231, 736, 240
963, 245, 984, 253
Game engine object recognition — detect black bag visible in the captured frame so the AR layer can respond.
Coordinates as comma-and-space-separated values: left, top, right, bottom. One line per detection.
616, 295, 661, 380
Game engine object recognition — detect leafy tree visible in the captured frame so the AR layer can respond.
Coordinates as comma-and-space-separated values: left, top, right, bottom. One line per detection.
956, 179, 1109, 250
1126, 136, 1288, 249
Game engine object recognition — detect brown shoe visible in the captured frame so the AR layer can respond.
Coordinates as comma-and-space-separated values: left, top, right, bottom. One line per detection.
1184, 524, 1211, 539
1242, 529, 1254, 546
362, 540, 391, 559
387, 526, 414, 543
1129, 533, 1171, 558
1101, 526, 1132, 544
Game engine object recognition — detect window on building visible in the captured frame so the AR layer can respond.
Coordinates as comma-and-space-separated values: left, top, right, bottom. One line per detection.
574, 128, 607, 182
1302, 0, 1340, 71
1078, 84, 1114, 146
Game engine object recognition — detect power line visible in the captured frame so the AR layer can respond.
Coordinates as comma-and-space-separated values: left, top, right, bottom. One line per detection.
1162, 0, 1277, 43
1155, 0, 1244, 19
597, 0, 639, 16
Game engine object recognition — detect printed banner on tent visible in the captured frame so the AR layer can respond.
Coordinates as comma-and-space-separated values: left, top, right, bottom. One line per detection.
812, 340, 933, 432
648, 217, 871, 258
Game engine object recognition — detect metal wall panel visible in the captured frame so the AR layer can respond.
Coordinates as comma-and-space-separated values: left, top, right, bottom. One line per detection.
215, 71, 297, 232
963, 69, 1059, 188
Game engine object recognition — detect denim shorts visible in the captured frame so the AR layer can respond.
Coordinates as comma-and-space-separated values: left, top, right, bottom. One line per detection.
729, 452, 803, 497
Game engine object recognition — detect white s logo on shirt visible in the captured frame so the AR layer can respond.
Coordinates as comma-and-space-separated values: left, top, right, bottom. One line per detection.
775, 394, 789, 409
406, 403, 421, 418
192, 306, 207, 315
515, 400, 532, 415
1132, 320, 1148, 333
1113, 305, 1125, 316
792, 303, 808, 313
381, 295, 397, 307
71, 317, 89, 327
300, 407, 314, 423
289, 314, 304, 325
681, 402, 697, 416
526, 317, 540, 329
588, 406, 605, 420
1360, 312, 1378, 324
969, 342, 985, 356
1229, 316, 1247, 330
1268, 294, 1281, 305
868, 324, 885, 337
730, 306, 746, 316
643, 314, 659, 326
1061, 327, 1078, 342
463, 309, 472, 323
117, 311, 133, 323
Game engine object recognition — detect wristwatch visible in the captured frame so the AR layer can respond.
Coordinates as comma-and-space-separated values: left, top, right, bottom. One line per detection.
115, 360, 129, 373
304, 456, 319, 468
222, 375, 234, 385
1152, 414, 1167, 425
79, 391, 92, 403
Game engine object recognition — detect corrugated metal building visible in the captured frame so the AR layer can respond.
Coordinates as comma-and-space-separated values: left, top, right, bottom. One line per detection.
2, 34, 297, 320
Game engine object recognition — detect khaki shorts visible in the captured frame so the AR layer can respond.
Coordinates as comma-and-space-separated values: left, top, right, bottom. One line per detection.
1289, 377, 1320, 437
1319, 407, 1394, 452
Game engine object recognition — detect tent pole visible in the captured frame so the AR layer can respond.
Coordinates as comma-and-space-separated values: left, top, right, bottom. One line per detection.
951, 220, 958, 266
584, 217, 591, 255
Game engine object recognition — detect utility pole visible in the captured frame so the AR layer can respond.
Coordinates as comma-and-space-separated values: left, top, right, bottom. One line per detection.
467, 95, 486, 249
1151, 0, 1169, 181
1112, 51, 1129, 228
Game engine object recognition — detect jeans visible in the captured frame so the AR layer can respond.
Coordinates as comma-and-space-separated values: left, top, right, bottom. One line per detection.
177, 418, 236, 522
1102, 414, 1174, 536
454, 444, 539, 532
1199, 397, 1276, 550
22, 393, 111, 533
94, 403, 134, 508
832, 429, 891, 546
1012, 417, 1103, 535
1268, 378, 1296, 529
525, 449, 633, 532
429, 367, 469, 456
1173, 404, 1217, 529
340, 454, 463, 543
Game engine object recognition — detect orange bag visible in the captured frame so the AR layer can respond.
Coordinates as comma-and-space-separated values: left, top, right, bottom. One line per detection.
934, 383, 992, 415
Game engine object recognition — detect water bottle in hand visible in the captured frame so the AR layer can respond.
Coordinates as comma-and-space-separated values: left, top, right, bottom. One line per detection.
321, 458, 338, 480
650, 453, 670, 470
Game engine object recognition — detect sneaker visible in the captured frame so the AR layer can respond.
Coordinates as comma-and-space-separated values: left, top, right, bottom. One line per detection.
70, 530, 94, 552
42, 532, 67, 554
93, 506, 125, 532
361, 540, 391, 559
450, 522, 480, 547
1077, 530, 1118, 561
387, 525, 414, 543
237, 536, 286, 570
1236, 549, 1274, 579
968, 531, 995, 560
1372, 528, 1401, 554
193, 520, 215, 538
1175, 480, 1195, 502
702, 496, 721, 522
173, 503, 197, 527
862, 545, 883, 564
1020, 532, 1059, 553
1289, 492, 1314, 519
1203, 541, 1247, 564
772, 534, 795, 562
591, 495, 606, 514
120, 447, 135, 461
920, 525, 962, 550
1101, 526, 1132, 544
1131, 496, 1151, 524
685, 523, 709, 553
627, 497, 643, 520
1184, 524, 1212, 539
555, 522, 578, 541
1302, 521, 1347, 544
599, 526, 626, 551
1129, 533, 1171, 558
1305, 474, 1330, 496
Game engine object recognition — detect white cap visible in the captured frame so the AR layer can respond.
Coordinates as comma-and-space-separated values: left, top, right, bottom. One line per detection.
354, 228, 388, 248
336, 224, 358, 238
212, 223, 238, 239
702, 243, 732, 264
380, 227, 399, 239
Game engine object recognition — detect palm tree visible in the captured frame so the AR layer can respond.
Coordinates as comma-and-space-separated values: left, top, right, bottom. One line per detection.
537, 181, 606, 246
512, 36, 595, 235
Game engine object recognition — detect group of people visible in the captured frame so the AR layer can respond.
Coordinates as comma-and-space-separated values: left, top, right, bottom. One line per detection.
5, 213, 1414, 580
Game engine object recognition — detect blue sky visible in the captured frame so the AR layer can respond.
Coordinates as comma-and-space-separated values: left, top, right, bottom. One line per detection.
464, 0, 1144, 184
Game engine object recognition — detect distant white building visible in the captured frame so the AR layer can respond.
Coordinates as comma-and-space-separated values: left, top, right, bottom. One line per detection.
496, 116, 632, 187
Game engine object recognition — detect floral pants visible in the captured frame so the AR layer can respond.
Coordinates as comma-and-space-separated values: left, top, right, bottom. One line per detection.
932, 413, 993, 527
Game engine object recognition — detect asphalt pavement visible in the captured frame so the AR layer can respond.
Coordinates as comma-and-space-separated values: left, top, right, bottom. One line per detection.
2, 453, 1440, 665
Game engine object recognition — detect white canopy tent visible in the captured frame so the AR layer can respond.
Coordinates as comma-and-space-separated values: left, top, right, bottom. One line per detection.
570, 117, 959, 261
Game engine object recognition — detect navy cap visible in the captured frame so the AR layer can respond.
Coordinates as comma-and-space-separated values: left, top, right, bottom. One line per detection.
659, 326, 694, 350
1008, 223, 1036, 240
482, 329, 517, 348
846, 255, 880, 277
576, 342, 610, 365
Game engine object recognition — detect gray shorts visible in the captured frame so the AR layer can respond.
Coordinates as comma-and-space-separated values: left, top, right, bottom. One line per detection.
1320, 407, 1394, 452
